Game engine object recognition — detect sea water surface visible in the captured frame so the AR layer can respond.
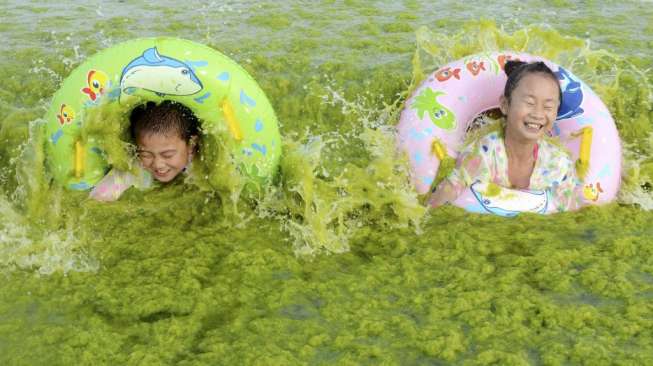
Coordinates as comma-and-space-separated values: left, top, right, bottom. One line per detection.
1, 1, 653, 364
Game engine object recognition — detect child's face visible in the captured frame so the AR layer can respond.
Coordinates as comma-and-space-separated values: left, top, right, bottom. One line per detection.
136, 132, 193, 182
500, 73, 560, 143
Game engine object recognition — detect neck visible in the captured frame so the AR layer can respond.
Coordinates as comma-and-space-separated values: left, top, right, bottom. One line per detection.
504, 129, 537, 162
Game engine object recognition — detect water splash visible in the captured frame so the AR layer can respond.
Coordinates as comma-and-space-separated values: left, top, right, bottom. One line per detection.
0, 195, 99, 275
257, 85, 425, 256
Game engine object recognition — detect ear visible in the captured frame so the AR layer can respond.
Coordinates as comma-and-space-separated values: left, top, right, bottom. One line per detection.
499, 95, 509, 115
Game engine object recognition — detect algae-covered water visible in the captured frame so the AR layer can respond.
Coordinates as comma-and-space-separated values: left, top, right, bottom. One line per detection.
1, 1, 653, 364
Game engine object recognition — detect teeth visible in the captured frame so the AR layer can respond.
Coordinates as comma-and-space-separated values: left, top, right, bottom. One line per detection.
525, 122, 542, 130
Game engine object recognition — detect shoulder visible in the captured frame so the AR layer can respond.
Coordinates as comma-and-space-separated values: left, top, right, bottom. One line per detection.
539, 138, 577, 182
469, 131, 503, 159
460, 130, 502, 154
478, 130, 502, 146
540, 137, 574, 163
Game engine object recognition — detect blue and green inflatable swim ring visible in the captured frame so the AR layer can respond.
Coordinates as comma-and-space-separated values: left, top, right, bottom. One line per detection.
44, 37, 282, 191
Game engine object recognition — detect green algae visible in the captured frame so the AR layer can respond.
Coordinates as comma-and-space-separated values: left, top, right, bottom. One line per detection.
1, 1, 653, 365
257, 125, 425, 255
4, 202, 653, 364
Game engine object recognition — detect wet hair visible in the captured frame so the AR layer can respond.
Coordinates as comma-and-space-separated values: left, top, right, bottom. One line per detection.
130, 100, 199, 142
503, 60, 562, 109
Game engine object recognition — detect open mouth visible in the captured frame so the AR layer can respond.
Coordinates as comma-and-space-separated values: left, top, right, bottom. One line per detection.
524, 121, 544, 131
154, 169, 170, 177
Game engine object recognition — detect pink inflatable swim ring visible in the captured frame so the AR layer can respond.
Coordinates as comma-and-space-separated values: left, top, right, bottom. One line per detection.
397, 52, 621, 216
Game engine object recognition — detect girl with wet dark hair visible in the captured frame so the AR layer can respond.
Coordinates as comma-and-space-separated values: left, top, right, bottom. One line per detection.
429, 60, 580, 212
90, 101, 200, 201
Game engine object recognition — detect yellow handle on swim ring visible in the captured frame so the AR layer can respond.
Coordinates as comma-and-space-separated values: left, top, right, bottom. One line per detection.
74, 141, 84, 178
221, 99, 243, 141
431, 138, 447, 160
574, 126, 593, 180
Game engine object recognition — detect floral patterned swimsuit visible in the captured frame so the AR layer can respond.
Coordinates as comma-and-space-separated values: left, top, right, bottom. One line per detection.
431, 130, 580, 212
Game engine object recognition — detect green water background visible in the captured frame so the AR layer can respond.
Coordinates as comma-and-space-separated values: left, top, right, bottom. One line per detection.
1, 1, 653, 364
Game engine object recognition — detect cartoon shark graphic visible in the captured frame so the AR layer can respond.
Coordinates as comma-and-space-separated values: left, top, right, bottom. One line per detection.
555, 67, 584, 120
120, 47, 203, 97
411, 88, 457, 130
469, 181, 549, 217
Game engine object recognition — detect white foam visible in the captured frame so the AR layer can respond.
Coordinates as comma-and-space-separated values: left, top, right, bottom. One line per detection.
0, 196, 99, 276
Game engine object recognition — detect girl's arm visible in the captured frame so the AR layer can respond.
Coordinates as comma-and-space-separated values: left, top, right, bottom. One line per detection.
429, 142, 491, 208
89, 167, 152, 202
428, 178, 462, 207
89, 169, 137, 202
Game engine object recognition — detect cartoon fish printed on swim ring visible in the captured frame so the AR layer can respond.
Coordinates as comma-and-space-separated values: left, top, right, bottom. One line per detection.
583, 182, 603, 202
466, 60, 486, 76
56, 104, 75, 125
435, 67, 461, 82
81, 70, 109, 101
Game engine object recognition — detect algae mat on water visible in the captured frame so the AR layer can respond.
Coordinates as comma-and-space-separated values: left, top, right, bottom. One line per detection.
1, 1, 653, 365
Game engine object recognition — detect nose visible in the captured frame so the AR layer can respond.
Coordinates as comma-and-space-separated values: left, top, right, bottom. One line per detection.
152, 156, 166, 169
530, 104, 546, 120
